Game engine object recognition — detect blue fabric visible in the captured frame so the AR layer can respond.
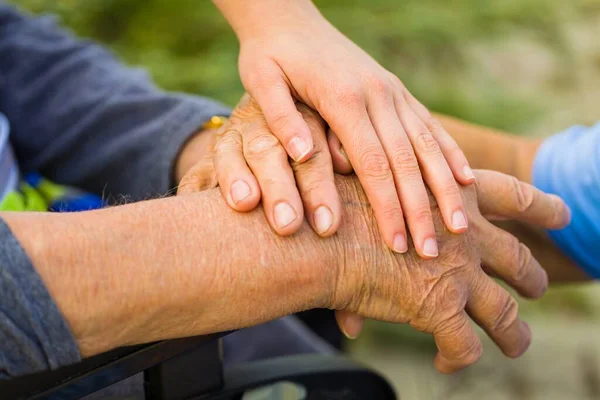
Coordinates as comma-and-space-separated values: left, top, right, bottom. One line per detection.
0, 113, 18, 200
533, 122, 600, 279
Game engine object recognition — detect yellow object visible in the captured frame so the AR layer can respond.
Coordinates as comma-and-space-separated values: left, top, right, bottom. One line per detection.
203, 115, 228, 130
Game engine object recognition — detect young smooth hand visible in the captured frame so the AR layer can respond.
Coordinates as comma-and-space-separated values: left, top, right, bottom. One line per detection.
213, 0, 475, 258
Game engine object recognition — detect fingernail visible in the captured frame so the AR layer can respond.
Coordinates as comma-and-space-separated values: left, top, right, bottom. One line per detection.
423, 237, 439, 257
463, 165, 476, 181
274, 202, 298, 229
393, 233, 408, 253
452, 210, 468, 230
230, 180, 251, 204
340, 315, 365, 340
520, 321, 532, 354
288, 136, 311, 162
314, 206, 333, 234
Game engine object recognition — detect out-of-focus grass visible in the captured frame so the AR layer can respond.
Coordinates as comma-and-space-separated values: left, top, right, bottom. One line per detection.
9, 0, 599, 131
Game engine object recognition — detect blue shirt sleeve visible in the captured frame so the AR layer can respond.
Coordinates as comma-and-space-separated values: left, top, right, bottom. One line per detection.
0, 4, 231, 201
532, 122, 600, 279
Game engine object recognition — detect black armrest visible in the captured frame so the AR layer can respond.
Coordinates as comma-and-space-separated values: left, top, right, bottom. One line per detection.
0, 334, 225, 400
0, 332, 396, 400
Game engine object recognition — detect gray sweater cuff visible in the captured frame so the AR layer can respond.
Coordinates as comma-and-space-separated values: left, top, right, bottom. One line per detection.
0, 217, 80, 379
150, 94, 231, 197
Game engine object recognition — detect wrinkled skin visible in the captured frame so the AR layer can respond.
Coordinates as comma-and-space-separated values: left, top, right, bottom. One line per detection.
178, 96, 569, 374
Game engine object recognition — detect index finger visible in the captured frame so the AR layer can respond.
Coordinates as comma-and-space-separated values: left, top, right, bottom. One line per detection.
474, 170, 571, 229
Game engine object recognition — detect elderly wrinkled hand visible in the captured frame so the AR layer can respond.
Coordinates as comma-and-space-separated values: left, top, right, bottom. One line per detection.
178, 99, 569, 374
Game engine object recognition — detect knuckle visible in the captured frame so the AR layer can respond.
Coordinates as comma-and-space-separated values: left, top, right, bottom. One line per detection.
510, 176, 535, 213
367, 76, 390, 98
335, 85, 364, 109
381, 205, 403, 222
410, 205, 433, 225
245, 132, 285, 160
389, 146, 419, 175
514, 243, 533, 282
426, 115, 444, 132
505, 236, 527, 282
490, 297, 520, 335
438, 179, 461, 199
244, 68, 272, 90
357, 148, 393, 181
214, 132, 242, 155
268, 109, 303, 136
414, 131, 442, 155
459, 340, 484, 366
387, 73, 405, 90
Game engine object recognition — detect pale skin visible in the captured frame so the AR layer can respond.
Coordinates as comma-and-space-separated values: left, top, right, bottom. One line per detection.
0, 110, 568, 375
212, 0, 477, 258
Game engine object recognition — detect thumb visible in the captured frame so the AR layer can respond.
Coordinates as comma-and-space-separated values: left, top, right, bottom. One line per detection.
245, 64, 314, 163
335, 310, 365, 340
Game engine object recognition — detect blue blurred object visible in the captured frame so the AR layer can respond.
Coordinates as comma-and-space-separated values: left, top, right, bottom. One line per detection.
533, 122, 600, 278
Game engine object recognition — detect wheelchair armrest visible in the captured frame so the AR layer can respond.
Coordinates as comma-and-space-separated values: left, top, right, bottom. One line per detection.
0, 334, 224, 400
198, 354, 396, 400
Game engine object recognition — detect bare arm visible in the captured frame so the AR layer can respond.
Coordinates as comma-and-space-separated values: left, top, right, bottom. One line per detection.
2, 166, 567, 373
1, 186, 337, 358
433, 113, 590, 282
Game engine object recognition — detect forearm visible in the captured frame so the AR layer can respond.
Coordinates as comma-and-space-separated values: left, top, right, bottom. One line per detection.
212, 0, 323, 40
1, 179, 359, 358
434, 113, 541, 183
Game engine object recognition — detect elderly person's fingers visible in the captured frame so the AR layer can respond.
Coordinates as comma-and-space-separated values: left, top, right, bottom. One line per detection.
242, 125, 304, 236
467, 272, 531, 358
474, 169, 571, 229
327, 129, 353, 175
213, 128, 262, 212
478, 221, 549, 299
291, 104, 342, 236
432, 312, 483, 374
335, 310, 365, 340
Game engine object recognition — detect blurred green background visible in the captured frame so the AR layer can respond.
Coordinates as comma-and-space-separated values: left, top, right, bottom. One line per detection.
8, 1, 600, 398
9, 0, 600, 133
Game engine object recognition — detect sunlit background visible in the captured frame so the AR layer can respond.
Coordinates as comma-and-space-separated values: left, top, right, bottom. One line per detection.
9, 1, 600, 398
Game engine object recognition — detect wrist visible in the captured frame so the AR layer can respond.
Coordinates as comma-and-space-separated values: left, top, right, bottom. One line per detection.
174, 127, 216, 184
213, 0, 324, 41
326, 175, 401, 312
